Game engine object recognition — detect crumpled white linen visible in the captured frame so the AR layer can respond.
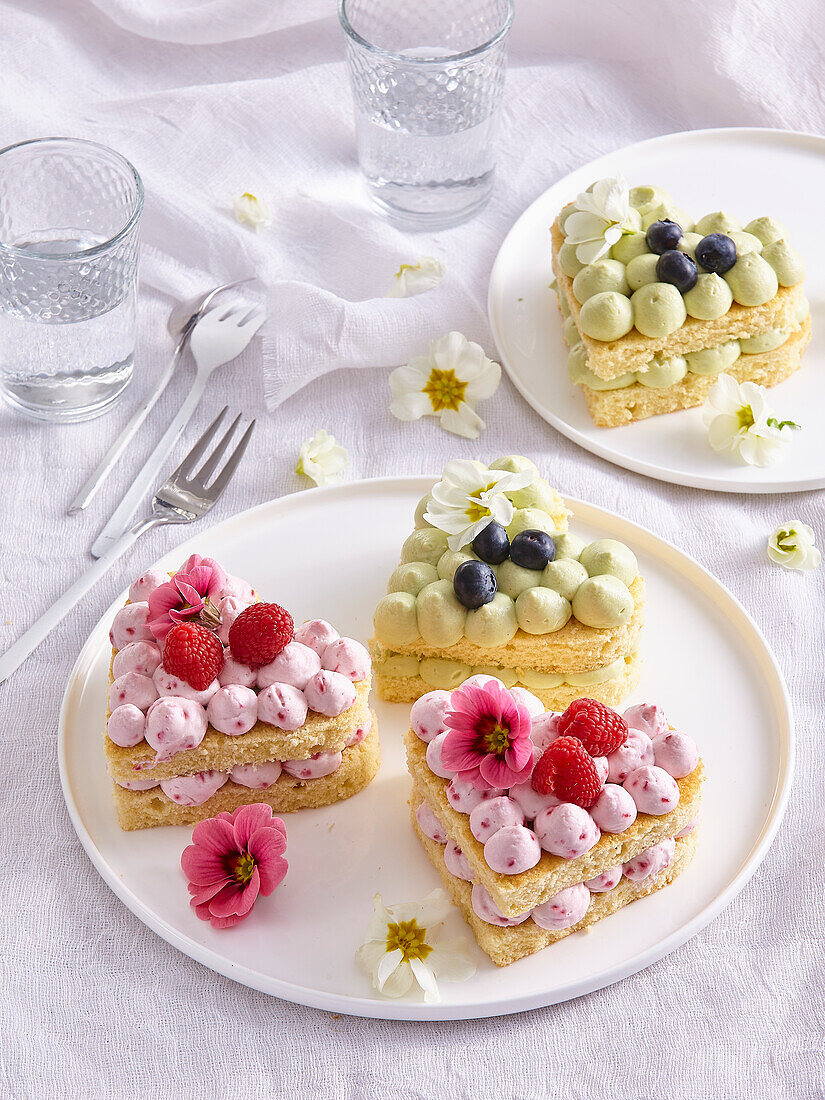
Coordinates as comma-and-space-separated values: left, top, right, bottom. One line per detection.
86, 0, 332, 44
1, 1, 823, 1098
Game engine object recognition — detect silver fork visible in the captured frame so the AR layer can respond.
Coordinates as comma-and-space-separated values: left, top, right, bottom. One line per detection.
90, 302, 265, 559
0, 407, 255, 685
67, 278, 254, 515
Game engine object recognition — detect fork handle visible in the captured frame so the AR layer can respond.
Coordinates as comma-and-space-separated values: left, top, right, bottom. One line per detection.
67, 340, 187, 514
0, 522, 153, 686
90, 372, 209, 559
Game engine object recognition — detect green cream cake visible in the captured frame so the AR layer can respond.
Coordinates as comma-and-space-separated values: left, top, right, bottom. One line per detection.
369, 457, 644, 709
552, 179, 810, 427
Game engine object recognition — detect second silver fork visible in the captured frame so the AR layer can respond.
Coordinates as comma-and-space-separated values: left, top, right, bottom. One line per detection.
0, 407, 255, 685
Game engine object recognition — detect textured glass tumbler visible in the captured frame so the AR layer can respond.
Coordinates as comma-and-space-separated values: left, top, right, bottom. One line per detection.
339, 0, 513, 230
0, 137, 143, 422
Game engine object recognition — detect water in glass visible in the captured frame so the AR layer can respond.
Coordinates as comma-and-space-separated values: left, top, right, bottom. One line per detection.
0, 232, 136, 420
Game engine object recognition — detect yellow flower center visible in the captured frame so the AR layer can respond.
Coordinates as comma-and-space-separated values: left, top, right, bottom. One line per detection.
776, 528, 797, 551
463, 480, 500, 522
231, 852, 256, 885
423, 368, 467, 413
736, 404, 755, 430
477, 714, 512, 757
385, 919, 433, 962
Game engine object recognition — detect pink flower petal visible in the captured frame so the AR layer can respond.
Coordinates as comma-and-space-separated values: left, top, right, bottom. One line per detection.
189, 816, 236, 857
505, 735, 533, 772
182, 556, 227, 598
188, 878, 232, 906
247, 834, 288, 895
147, 581, 183, 620
233, 868, 261, 916
180, 845, 229, 886
478, 754, 517, 787
174, 578, 204, 607
208, 882, 250, 919
440, 728, 485, 772
232, 804, 276, 848
193, 901, 249, 928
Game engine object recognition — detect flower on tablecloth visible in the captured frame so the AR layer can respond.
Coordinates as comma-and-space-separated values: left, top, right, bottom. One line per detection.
295, 429, 349, 486
442, 680, 534, 790
767, 522, 820, 571
181, 804, 288, 929
563, 174, 636, 264
356, 890, 475, 1002
423, 459, 533, 550
233, 192, 272, 231
389, 332, 501, 440
386, 257, 445, 298
147, 555, 227, 641
702, 374, 799, 467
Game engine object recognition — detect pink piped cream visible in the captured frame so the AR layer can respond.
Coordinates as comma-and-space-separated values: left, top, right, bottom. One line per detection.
107, 563, 376, 822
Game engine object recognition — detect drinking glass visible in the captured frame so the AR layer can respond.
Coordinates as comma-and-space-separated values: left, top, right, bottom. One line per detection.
339, 0, 513, 230
0, 137, 144, 422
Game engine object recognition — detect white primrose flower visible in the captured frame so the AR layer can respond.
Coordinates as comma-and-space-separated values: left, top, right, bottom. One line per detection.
355, 890, 476, 1003
295, 429, 349, 486
386, 256, 445, 298
233, 192, 272, 232
563, 173, 635, 264
389, 332, 501, 440
767, 522, 821, 572
424, 459, 534, 551
702, 374, 800, 467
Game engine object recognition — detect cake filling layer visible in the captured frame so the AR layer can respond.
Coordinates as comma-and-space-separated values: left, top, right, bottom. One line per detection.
564, 293, 810, 392
376, 651, 635, 691
113, 716, 371, 804
413, 807, 698, 966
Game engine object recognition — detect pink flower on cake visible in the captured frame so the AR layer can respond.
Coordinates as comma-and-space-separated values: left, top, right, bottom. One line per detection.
441, 681, 533, 790
147, 555, 227, 641
180, 804, 288, 929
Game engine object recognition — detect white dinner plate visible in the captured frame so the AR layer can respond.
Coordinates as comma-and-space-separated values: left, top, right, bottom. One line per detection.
489, 127, 825, 493
59, 478, 793, 1020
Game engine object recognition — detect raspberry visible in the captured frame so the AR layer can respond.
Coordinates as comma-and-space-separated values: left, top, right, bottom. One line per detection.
228, 603, 293, 669
557, 697, 628, 756
531, 736, 603, 808
162, 623, 224, 691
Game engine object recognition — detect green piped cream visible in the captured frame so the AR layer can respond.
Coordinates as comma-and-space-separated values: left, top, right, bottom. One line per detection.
562, 291, 809, 392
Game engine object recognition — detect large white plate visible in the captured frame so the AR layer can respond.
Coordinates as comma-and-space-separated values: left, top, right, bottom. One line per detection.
489, 127, 825, 493
59, 478, 793, 1019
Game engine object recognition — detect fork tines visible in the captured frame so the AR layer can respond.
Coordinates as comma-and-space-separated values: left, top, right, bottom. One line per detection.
171, 406, 256, 495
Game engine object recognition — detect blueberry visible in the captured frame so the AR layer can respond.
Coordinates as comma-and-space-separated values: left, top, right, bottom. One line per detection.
655, 249, 698, 293
472, 521, 510, 565
695, 233, 737, 275
509, 530, 556, 570
453, 560, 497, 609
645, 219, 683, 255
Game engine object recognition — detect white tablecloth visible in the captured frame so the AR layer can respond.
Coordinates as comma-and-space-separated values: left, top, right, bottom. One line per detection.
1, 1, 823, 1096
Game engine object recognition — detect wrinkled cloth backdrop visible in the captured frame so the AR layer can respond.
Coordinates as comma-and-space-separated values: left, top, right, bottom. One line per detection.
1, 1, 822, 1097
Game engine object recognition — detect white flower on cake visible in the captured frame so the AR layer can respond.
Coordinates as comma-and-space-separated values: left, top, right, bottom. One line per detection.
295, 429, 349, 486
563, 174, 635, 264
702, 374, 800, 467
233, 192, 272, 232
386, 257, 445, 298
355, 890, 475, 1002
389, 332, 501, 440
767, 522, 820, 572
424, 459, 534, 550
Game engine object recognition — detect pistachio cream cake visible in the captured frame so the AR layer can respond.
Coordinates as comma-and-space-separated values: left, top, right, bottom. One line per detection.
105, 554, 379, 830
553, 176, 810, 426
369, 458, 644, 710
407, 681, 703, 966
